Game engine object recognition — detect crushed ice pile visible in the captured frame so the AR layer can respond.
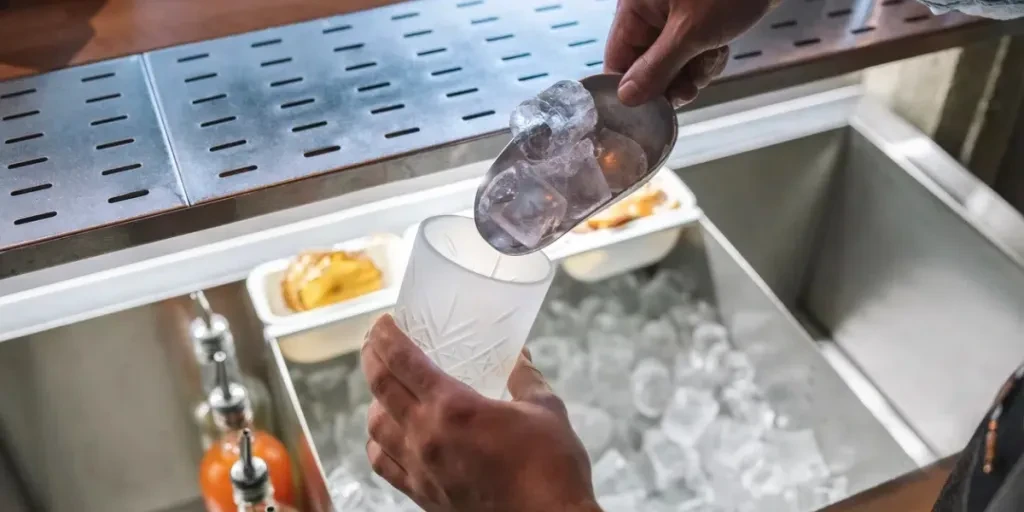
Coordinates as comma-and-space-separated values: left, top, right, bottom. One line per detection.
291, 269, 849, 512
477, 80, 649, 248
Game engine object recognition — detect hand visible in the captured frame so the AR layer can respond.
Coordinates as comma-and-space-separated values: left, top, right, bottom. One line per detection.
605, 0, 778, 107
360, 314, 599, 512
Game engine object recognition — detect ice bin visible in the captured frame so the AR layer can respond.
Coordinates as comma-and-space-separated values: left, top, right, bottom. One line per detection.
267, 217, 917, 511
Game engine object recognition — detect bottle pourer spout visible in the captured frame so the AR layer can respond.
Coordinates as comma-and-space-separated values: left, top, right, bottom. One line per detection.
240, 428, 255, 478
190, 291, 215, 327
230, 428, 270, 503
214, 351, 231, 399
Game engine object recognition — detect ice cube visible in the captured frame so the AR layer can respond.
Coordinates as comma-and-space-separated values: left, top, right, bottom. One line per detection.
796, 476, 849, 509
692, 321, 729, 352
741, 459, 785, 498
589, 276, 643, 317
537, 80, 598, 145
631, 359, 673, 418
597, 492, 643, 512
342, 403, 370, 448
752, 490, 801, 512
638, 498, 676, 512
722, 350, 756, 383
690, 321, 731, 371
567, 402, 615, 458
555, 353, 596, 404
329, 410, 348, 450
642, 429, 703, 491
592, 311, 642, 339
721, 380, 776, 433
488, 167, 568, 247
370, 471, 405, 504
694, 300, 718, 322
673, 352, 722, 391
535, 300, 586, 342
638, 317, 679, 362
765, 429, 830, 487
659, 484, 715, 512
589, 333, 636, 414
676, 495, 712, 512
510, 99, 566, 161
638, 271, 684, 319
592, 449, 648, 499
476, 166, 517, 217
304, 364, 349, 405
326, 465, 363, 509
578, 295, 606, 323
594, 128, 649, 193
667, 304, 700, 334
533, 139, 612, 219
526, 336, 573, 380
593, 371, 635, 418
662, 388, 720, 446
705, 458, 755, 511
699, 418, 765, 474
510, 80, 598, 161
326, 465, 394, 511
347, 369, 372, 407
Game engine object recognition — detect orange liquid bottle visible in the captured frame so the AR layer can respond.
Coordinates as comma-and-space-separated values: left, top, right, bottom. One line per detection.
229, 429, 298, 512
199, 353, 295, 512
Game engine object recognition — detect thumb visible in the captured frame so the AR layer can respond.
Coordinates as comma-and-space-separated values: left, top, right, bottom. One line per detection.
618, 18, 699, 106
506, 348, 553, 401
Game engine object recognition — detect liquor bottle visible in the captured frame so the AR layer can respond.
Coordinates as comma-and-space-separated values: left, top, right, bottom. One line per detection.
190, 291, 274, 448
231, 429, 298, 512
200, 353, 295, 512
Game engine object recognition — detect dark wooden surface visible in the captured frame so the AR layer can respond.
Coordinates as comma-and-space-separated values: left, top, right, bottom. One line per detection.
826, 456, 955, 512
0, 0, 402, 81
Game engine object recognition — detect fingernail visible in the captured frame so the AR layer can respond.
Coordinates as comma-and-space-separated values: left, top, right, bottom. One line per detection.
618, 80, 641, 105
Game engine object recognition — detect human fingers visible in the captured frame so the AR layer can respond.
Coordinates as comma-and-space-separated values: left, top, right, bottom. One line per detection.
367, 400, 411, 464
689, 46, 729, 89
604, 2, 661, 75
361, 340, 418, 425
507, 349, 552, 401
618, 16, 701, 106
366, 439, 415, 497
666, 47, 729, 107
366, 314, 446, 399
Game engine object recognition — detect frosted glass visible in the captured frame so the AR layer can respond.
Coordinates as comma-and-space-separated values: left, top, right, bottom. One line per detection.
394, 215, 555, 399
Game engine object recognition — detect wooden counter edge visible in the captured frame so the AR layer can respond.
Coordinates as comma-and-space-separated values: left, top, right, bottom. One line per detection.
825, 455, 957, 512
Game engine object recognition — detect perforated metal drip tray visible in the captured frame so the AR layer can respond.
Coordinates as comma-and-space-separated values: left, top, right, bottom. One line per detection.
1, 0, 1017, 272
145, 0, 984, 204
0, 56, 186, 250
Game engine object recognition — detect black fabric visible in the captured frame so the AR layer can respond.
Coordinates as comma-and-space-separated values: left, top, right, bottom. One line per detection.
987, 457, 1024, 512
933, 376, 1024, 512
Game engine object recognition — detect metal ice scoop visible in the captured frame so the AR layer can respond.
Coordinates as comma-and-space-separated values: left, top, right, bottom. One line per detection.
474, 73, 678, 255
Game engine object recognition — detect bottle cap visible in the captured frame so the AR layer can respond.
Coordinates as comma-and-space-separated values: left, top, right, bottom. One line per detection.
230, 429, 272, 505
208, 351, 252, 430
